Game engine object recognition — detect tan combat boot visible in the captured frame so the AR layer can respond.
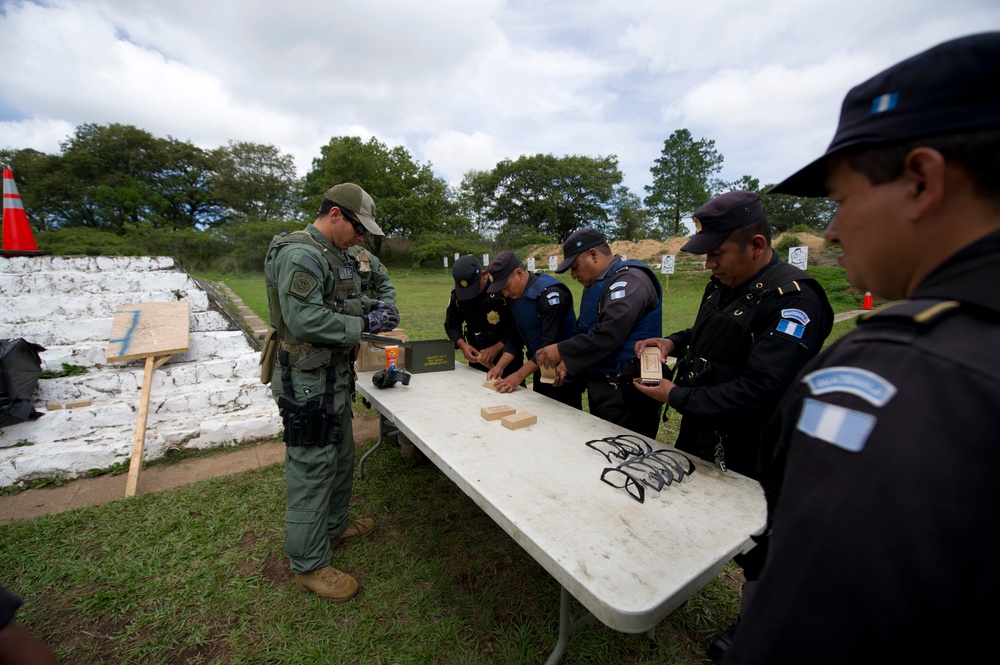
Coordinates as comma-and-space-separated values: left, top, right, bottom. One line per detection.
330, 518, 375, 550
294, 566, 358, 602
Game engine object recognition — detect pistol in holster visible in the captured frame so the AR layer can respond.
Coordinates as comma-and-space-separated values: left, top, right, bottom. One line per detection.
279, 351, 343, 448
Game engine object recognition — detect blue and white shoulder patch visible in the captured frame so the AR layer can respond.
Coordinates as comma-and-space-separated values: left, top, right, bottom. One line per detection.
802, 366, 897, 407
546, 291, 561, 305
775, 308, 810, 339
610, 289, 626, 300
796, 398, 876, 452
609, 281, 628, 290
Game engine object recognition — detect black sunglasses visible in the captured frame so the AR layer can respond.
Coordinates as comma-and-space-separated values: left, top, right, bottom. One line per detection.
338, 206, 367, 236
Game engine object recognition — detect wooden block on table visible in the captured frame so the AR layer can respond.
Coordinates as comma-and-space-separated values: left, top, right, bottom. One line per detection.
501, 411, 537, 430
640, 346, 662, 385
482, 380, 499, 391
45, 401, 63, 411
482, 405, 516, 421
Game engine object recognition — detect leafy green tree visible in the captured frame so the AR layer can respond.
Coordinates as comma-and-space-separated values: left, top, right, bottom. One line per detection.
610, 187, 655, 242
303, 136, 458, 256
761, 190, 838, 233
456, 153, 622, 243
210, 141, 301, 225
157, 137, 223, 230
645, 129, 724, 236
57, 123, 170, 231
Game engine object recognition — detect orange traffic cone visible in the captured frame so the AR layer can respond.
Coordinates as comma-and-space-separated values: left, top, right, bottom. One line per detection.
862, 291, 873, 310
2, 168, 48, 257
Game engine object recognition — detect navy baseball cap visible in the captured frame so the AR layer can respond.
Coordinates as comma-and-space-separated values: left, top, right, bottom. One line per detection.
555, 228, 607, 273
770, 31, 1000, 197
452, 255, 482, 301
681, 191, 767, 254
486, 250, 522, 293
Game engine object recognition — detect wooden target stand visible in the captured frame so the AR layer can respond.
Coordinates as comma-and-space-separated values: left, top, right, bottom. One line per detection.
106, 301, 191, 497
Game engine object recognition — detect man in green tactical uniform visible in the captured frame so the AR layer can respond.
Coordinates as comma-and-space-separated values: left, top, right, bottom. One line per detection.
264, 182, 400, 601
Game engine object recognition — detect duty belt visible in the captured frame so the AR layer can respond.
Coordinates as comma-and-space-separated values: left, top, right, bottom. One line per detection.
280, 341, 350, 369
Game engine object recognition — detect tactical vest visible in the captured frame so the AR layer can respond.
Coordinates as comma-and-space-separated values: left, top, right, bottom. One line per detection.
264, 230, 362, 350
577, 259, 663, 372
676, 261, 825, 388
508, 273, 576, 356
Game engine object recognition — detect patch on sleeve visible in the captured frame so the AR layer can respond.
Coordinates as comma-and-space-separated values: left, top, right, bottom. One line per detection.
781, 308, 810, 325
289, 271, 318, 298
546, 291, 561, 305
609, 281, 628, 290
803, 366, 897, 407
776, 319, 805, 339
295, 255, 324, 280
796, 398, 876, 452
378, 264, 388, 276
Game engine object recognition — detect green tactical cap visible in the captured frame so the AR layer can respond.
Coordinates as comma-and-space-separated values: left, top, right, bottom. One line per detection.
324, 183, 384, 236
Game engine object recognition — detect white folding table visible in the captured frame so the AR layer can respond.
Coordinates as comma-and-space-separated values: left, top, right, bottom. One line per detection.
355, 364, 766, 663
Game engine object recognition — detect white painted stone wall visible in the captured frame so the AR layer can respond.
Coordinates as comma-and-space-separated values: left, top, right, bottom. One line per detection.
0, 256, 282, 487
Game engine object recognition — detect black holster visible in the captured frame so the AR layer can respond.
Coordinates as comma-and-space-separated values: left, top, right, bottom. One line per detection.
279, 351, 342, 448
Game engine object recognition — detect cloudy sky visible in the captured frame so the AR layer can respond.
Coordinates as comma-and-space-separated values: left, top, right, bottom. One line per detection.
0, 0, 997, 198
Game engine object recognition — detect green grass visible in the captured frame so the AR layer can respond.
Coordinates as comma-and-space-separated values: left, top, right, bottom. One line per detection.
0, 262, 864, 663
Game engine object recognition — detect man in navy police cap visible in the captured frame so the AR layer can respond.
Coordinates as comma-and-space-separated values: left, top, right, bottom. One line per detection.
729, 32, 1000, 664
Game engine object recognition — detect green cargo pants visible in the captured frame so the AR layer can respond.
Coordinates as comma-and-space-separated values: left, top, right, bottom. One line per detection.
273, 359, 355, 574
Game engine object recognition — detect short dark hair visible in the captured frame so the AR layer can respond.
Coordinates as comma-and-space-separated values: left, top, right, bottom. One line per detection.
318, 199, 338, 217
847, 129, 1000, 206
729, 219, 771, 250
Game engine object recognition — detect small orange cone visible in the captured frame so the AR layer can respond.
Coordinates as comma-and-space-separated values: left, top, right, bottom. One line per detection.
2, 168, 48, 257
862, 291, 873, 310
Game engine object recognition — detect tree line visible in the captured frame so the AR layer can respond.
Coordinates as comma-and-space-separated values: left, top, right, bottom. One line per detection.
2, 123, 835, 271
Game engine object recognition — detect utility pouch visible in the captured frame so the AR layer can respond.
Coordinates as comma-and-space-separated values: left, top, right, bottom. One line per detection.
259, 326, 279, 384
282, 397, 338, 447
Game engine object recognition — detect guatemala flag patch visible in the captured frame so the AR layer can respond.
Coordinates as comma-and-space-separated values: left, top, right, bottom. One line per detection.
547, 292, 561, 305
796, 398, 876, 452
776, 319, 804, 339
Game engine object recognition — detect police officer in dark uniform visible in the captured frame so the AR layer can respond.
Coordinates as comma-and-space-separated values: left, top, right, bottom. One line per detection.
729, 32, 1000, 664
485, 250, 581, 409
535, 228, 663, 438
444, 254, 522, 378
263, 183, 399, 602
633, 190, 833, 663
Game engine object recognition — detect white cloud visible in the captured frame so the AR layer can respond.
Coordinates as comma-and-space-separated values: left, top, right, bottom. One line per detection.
0, 0, 997, 199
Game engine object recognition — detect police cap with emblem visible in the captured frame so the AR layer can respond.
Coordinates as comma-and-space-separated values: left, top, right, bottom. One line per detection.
486, 250, 523, 293
681, 191, 766, 255
770, 31, 1000, 197
452, 255, 483, 301
555, 228, 607, 273
324, 183, 384, 236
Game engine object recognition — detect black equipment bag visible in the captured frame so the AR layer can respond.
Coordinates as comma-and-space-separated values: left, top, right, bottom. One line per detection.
0, 338, 45, 427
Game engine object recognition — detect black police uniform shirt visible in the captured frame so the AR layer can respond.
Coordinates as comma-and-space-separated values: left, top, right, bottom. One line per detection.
444, 286, 515, 351
667, 253, 833, 477
730, 229, 1000, 664
558, 256, 661, 376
